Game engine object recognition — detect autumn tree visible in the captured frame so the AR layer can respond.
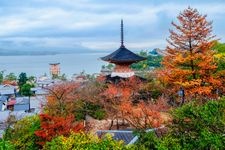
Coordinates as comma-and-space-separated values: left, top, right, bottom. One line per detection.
101, 77, 143, 129
43, 81, 107, 131
35, 114, 83, 146
102, 76, 170, 130
5, 73, 17, 81
160, 7, 220, 101
43, 82, 81, 117
120, 98, 170, 129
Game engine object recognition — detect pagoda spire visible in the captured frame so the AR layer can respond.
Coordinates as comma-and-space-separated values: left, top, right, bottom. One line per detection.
121, 19, 124, 47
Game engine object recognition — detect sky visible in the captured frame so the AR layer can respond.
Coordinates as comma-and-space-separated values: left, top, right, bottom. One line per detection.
0, 0, 225, 53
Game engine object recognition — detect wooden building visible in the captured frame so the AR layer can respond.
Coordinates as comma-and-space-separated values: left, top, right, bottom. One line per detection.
101, 20, 146, 83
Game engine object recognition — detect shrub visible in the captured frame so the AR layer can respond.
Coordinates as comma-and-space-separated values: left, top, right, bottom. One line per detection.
35, 114, 83, 146
92, 109, 106, 120
0, 139, 15, 150
133, 98, 225, 149
4, 115, 40, 150
75, 102, 106, 121
43, 132, 127, 150
162, 98, 225, 149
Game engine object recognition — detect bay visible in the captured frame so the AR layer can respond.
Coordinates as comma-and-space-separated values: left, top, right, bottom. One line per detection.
0, 53, 108, 78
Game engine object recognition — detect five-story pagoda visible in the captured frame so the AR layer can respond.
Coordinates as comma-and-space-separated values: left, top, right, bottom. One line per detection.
101, 20, 146, 79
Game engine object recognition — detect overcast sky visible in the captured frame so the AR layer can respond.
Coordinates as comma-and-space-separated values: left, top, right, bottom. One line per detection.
0, 0, 225, 52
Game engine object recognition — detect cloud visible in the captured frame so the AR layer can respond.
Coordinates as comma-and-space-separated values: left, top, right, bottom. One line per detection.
82, 39, 166, 51
0, 0, 225, 52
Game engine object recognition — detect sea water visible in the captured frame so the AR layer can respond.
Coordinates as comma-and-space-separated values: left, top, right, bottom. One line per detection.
0, 52, 108, 78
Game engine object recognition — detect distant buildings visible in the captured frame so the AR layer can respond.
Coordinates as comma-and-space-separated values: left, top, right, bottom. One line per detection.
12, 97, 30, 111
0, 85, 16, 97
71, 73, 88, 83
0, 96, 7, 111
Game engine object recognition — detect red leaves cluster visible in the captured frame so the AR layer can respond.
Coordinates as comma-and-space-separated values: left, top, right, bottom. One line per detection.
35, 114, 83, 145
120, 98, 170, 129
102, 77, 142, 100
101, 77, 170, 129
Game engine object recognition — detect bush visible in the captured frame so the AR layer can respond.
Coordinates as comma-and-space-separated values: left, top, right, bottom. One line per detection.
0, 139, 15, 150
4, 115, 40, 150
92, 109, 106, 120
162, 98, 225, 149
132, 131, 159, 150
133, 98, 225, 149
75, 102, 106, 121
43, 132, 127, 150
35, 114, 83, 146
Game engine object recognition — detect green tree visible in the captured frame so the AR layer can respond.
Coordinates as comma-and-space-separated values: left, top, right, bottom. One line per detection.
0, 139, 15, 150
28, 76, 36, 83
134, 98, 225, 150
102, 63, 115, 70
213, 41, 225, 93
213, 41, 225, 71
4, 115, 41, 150
0, 70, 4, 84
52, 73, 67, 81
18, 72, 28, 92
131, 50, 162, 70
5, 73, 17, 81
131, 51, 149, 70
58, 73, 67, 81
20, 83, 34, 96
75, 101, 106, 121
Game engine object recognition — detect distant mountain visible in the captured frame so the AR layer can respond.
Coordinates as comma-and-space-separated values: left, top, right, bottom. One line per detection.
0, 41, 99, 56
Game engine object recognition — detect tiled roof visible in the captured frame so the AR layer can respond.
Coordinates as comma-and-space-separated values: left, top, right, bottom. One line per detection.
101, 46, 146, 63
0, 85, 16, 95
0, 96, 8, 101
96, 130, 135, 145
96, 128, 159, 145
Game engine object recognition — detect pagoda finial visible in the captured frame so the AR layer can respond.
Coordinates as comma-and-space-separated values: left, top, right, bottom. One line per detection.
121, 19, 124, 47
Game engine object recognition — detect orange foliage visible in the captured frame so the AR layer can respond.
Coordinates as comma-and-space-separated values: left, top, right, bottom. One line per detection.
2, 80, 17, 86
100, 77, 145, 129
96, 74, 106, 82
101, 77, 170, 129
35, 114, 83, 145
44, 82, 80, 117
120, 98, 170, 129
102, 77, 142, 100
159, 7, 221, 100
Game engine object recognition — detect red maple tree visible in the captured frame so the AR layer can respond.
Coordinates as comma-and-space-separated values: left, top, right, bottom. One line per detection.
120, 97, 170, 129
35, 114, 83, 146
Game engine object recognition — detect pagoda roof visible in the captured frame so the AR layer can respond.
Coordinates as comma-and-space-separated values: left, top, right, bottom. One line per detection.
101, 20, 146, 63
101, 45, 146, 63
105, 74, 146, 84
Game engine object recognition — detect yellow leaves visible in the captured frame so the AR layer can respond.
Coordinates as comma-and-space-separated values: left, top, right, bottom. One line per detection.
178, 79, 201, 88
214, 53, 225, 59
